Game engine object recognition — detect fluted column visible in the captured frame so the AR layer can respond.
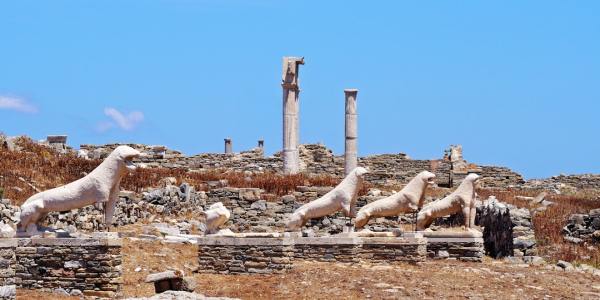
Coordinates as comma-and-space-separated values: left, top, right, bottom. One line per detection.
344, 89, 358, 175
282, 56, 304, 174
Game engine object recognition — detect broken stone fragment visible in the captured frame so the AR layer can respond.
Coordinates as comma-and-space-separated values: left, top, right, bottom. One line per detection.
145, 270, 184, 283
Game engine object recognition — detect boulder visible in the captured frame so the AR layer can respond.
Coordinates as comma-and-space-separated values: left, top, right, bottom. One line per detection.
0, 222, 15, 238
0, 285, 16, 299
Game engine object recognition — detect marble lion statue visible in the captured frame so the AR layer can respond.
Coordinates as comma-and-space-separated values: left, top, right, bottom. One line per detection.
285, 167, 369, 231
355, 171, 436, 229
18, 146, 141, 235
416, 173, 480, 230
202, 202, 231, 234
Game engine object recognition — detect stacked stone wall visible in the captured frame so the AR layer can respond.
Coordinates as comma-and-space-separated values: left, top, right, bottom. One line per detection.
0, 240, 16, 286
79, 143, 523, 188
293, 238, 427, 263
425, 239, 484, 262
197, 236, 426, 274
563, 209, 600, 244
0, 238, 122, 298
197, 239, 294, 274
525, 174, 600, 190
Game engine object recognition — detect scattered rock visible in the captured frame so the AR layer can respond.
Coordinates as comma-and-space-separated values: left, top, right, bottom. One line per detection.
0, 285, 16, 299
0, 222, 15, 238
556, 260, 574, 271
437, 250, 450, 259
125, 290, 237, 300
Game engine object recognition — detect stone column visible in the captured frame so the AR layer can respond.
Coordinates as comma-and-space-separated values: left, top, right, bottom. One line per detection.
344, 89, 358, 175
224, 138, 232, 154
282, 57, 304, 175
257, 139, 265, 158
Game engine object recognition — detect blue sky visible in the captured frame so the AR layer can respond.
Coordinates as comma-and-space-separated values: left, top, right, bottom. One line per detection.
1, 1, 599, 179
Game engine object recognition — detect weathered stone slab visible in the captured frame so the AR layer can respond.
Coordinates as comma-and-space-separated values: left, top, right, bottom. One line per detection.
424, 232, 484, 262
17, 237, 122, 247
197, 235, 426, 274
146, 270, 183, 283
422, 229, 483, 238
0, 239, 17, 248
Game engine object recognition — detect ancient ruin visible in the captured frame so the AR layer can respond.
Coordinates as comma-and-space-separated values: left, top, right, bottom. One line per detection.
282, 56, 304, 175
18, 146, 141, 235
355, 171, 436, 229
224, 138, 232, 154
1, 54, 599, 299
344, 89, 358, 176
417, 173, 480, 230
286, 167, 368, 230
203, 202, 231, 234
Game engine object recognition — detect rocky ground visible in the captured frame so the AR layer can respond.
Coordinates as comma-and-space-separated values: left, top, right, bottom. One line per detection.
115, 239, 600, 300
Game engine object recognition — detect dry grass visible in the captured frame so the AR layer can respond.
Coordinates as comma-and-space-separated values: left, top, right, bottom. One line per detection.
119, 240, 600, 299
121, 238, 199, 298
2, 137, 600, 265
479, 188, 600, 266
0, 137, 347, 205
0, 137, 99, 204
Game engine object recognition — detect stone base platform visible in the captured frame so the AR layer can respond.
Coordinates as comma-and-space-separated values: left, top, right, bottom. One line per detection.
197, 234, 427, 274
423, 230, 484, 262
0, 237, 122, 298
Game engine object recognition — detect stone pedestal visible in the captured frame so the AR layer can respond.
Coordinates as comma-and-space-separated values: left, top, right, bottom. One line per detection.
197, 234, 426, 274
344, 89, 358, 175
0, 239, 16, 286
0, 238, 123, 298
145, 270, 187, 293
423, 230, 484, 262
282, 57, 304, 175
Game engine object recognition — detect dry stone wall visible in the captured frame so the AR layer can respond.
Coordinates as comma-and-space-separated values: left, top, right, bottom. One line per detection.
197, 236, 427, 274
425, 238, 484, 262
0, 238, 122, 298
525, 174, 600, 190
197, 238, 294, 274
79, 143, 524, 188
563, 209, 600, 244
0, 240, 16, 286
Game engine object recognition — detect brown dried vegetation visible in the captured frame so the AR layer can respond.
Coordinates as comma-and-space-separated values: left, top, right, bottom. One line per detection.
2, 137, 599, 265
478, 188, 600, 266
121, 239, 600, 299
0, 137, 358, 206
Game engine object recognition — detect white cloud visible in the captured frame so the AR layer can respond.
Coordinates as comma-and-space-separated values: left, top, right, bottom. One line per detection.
100, 107, 144, 131
95, 121, 114, 133
0, 96, 38, 113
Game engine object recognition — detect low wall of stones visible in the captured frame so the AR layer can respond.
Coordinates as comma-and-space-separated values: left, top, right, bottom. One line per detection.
0, 238, 122, 298
563, 208, 600, 244
197, 236, 427, 274
0, 240, 16, 286
525, 174, 600, 190
292, 236, 427, 263
197, 238, 294, 274
0, 185, 402, 236
425, 236, 484, 262
79, 142, 523, 188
